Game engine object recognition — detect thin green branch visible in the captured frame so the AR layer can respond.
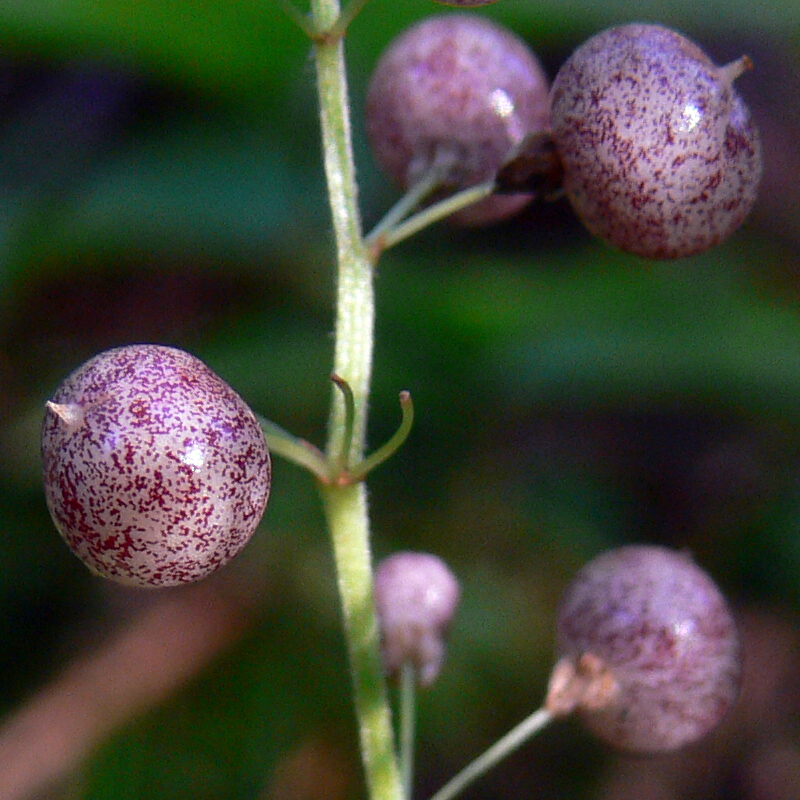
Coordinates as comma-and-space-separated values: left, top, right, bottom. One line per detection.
365, 170, 442, 250
328, 0, 373, 37
375, 180, 496, 254
346, 391, 414, 483
257, 415, 332, 482
428, 707, 554, 800
273, 0, 317, 37
399, 663, 417, 800
331, 374, 356, 471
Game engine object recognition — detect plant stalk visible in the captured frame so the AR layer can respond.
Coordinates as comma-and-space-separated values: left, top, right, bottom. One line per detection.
310, 0, 404, 798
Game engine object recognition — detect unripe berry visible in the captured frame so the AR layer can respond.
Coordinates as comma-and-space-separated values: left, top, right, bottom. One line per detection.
554, 545, 741, 752
374, 551, 461, 686
366, 14, 550, 225
41, 344, 271, 588
550, 24, 762, 258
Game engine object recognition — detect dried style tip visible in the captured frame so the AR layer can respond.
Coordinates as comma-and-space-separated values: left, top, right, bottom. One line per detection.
42, 344, 271, 588
374, 551, 461, 686
550, 24, 762, 258
366, 14, 550, 226
555, 544, 741, 752
545, 653, 621, 717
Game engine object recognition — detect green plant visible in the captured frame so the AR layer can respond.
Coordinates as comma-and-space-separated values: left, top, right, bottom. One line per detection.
3, 0, 798, 799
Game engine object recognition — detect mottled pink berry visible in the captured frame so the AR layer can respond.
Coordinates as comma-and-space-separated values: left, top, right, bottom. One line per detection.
550, 24, 762, 258
555, 544, 741, 752
375, 551, 461, 686
41, 344, 271, 588
366, 14, 550, 226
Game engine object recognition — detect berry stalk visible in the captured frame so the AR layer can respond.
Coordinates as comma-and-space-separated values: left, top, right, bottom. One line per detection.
310, 1, 404, 799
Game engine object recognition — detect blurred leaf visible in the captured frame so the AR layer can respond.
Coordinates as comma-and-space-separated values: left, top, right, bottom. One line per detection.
0, 0, 308, 100
4, 118, 324, 286
378, 241, 800, 420
492, 0, 800, 39
83, 599, 353, 800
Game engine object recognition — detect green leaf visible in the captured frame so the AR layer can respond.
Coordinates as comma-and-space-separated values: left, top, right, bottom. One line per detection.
0, 0, 308, 100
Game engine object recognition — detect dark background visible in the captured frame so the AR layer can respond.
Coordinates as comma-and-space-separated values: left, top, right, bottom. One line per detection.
0, 1, 798, 798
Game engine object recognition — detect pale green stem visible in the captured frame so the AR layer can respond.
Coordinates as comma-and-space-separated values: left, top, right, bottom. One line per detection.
274, 0, 317, 37
328, 0, 373, 37
311, 0, 404, 798
365, 170, 442, 248
427, 707, 554, 800
257, 415, 331, 482
347, 391, 413, 483
399, 663, 417, 800
376, 181, 495, 253
320, 483, 403, 800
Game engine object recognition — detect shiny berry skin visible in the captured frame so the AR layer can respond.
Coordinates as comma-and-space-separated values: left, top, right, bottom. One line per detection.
556, 545, 741, 752
550, 24, 762, 258
374, 551, 461, 686
366, 14, 550, 225
42, 345, 271, 588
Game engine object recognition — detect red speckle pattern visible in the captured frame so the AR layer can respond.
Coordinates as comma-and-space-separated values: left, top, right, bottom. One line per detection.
366, 14, 550, 226
551, 24, 762, 258
42, 345, 271, 588
557, 544, 741, 752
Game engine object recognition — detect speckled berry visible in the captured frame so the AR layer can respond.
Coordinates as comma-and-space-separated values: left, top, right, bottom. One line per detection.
366, 14, 550, 225
555, 545, 741, 752
550, 24, 762, 258
375, 551, 461, 686
41, 344, 271, 588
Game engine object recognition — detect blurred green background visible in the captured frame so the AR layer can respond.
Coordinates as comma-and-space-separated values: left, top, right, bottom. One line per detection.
1, 1, 799, 799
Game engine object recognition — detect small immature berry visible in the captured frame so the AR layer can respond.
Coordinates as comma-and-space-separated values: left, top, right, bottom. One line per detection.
42, 344, 271, 588
550, 24, 762, 258
374, 551, 461, 686
366, 14, 550, 225
555, 545, 741, 752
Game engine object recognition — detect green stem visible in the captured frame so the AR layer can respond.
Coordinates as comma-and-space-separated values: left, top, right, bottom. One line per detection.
399, 663, 417, 800
347, 391, 413, 483
376, 180, 495, 253
365, 170, 442, 248
311, 0, 404, 798
274, 0, 317, 37
320, 483, 402, 800
428, 707, 554, 800
331, 373, 357, 471
328, 0, 373, 37
257, 415, 331, 482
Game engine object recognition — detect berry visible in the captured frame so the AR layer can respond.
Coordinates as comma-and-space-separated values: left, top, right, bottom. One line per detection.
550, 24, 762, 258
41, 344, 271, 588
374, 551, 461, 686
366, 14, 550, 225
554, 544, 741, 752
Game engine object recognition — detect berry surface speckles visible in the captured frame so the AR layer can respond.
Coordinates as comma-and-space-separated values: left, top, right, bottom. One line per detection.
366, 14, 550, 225
550, 24, 762, 258
556, 544, 741, 752
42, 344, 271, 588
